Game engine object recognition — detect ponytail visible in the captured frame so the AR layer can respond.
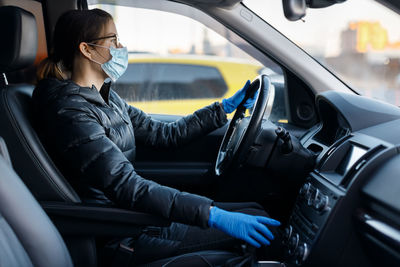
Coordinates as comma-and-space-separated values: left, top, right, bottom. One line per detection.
36, 57, 64, 81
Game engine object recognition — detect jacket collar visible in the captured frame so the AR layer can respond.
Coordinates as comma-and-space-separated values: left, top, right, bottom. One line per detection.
77, 84, 106, 105
73, 80, 112, 106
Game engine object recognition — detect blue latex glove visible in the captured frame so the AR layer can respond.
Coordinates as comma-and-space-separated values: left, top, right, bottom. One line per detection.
208, 206, 281, 248
221, 80, 258, 114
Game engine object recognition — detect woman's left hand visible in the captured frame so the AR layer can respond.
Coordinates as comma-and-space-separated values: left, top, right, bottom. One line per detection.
221, 80, 258, 114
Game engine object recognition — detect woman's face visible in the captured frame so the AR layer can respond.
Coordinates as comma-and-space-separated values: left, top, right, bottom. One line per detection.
89, 19, 122, 64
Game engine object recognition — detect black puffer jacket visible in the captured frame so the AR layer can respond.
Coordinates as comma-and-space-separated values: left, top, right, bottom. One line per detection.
32, 78, 228, 228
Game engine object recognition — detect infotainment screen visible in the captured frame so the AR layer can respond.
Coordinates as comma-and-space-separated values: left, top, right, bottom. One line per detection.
336, 145, 367, 175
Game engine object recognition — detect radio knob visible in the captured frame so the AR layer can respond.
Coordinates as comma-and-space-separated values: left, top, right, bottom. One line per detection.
284, 225, 293, 242
307, 188, 318, 206
299, 183, 310, 197
288, 233, 299, 255
315, 195, 329, 212
305, 187, 313, 204
295, 243, 309, 263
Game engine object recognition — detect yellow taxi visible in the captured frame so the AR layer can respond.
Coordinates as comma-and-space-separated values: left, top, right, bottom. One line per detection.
113, 54, 263, 116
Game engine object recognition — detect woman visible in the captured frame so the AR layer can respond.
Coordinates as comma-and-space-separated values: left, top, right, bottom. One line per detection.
33, 8, 280, 265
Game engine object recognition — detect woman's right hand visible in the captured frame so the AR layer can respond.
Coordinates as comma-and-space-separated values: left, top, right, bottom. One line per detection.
208, 206, 280, 248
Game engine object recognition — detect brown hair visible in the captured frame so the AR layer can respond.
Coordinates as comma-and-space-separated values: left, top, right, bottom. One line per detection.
37, 8, 112, 81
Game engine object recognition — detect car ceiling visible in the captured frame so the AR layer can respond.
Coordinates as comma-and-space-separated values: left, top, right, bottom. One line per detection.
377, 0, 400, 13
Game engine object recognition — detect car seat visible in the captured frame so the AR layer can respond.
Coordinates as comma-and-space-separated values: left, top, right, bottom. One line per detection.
0, 5, 80, 203
0, 136, 74, 267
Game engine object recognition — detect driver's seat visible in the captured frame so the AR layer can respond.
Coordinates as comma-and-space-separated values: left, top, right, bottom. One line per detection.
0, 6, 80, 203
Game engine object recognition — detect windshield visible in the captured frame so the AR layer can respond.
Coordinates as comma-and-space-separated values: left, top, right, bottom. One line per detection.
243, 0, 400, 106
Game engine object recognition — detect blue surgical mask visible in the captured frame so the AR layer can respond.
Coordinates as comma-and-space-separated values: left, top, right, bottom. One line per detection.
88, 43, 128, 82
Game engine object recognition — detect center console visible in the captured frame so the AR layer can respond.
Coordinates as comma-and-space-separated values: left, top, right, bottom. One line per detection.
282, 133, 390, 265
282, 173, 343, 264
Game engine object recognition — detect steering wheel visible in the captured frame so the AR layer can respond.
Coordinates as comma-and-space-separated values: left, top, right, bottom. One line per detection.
215, 74, 274, 176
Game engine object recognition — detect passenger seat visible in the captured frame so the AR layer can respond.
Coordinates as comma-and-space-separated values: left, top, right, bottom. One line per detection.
0, 136, 73, 267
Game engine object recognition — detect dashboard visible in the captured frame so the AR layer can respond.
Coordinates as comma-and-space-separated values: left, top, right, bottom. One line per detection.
281, 91, 400, 266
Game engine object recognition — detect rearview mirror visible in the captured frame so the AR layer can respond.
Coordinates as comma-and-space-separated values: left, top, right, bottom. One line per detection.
282, 0, 306, 21
283, 0, 347, 21
306, 0, 347, 8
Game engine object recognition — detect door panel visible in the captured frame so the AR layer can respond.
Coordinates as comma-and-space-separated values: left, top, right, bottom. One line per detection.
135, 114, 228, 192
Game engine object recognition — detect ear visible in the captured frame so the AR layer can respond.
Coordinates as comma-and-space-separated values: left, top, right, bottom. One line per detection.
79, 42, 93, 59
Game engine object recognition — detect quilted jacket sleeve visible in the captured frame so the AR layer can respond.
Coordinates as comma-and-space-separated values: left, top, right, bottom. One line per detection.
125, 101, 228, 148
46, 99, 214, 228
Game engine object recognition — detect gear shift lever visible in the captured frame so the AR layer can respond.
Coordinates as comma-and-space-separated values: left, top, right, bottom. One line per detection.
275, 127, 293, 154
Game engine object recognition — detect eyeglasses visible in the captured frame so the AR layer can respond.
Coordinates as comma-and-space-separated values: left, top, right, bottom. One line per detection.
87, 34, 120, 47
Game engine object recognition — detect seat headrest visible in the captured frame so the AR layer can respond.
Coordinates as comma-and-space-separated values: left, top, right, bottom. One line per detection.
0, 6, 37, 73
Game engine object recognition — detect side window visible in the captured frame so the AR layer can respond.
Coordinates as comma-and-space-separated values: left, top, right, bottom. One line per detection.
89, 2, 288, 123
115, 63, 228, 101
